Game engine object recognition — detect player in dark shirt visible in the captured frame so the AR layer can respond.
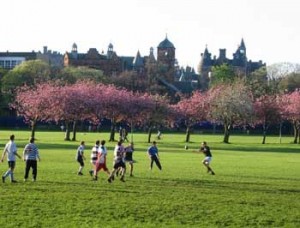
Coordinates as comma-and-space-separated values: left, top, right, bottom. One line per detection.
200, 141, 215, 175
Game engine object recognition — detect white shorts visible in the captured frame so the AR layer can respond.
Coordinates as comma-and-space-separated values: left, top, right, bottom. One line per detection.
203, 156, 212, 164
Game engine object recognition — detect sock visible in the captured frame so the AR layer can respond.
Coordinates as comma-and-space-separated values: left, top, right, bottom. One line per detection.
4, 170, 11, 178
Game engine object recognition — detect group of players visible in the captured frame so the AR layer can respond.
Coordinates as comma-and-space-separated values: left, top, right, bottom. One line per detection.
1, 134, 215, 184
76, 139, 136, 183
76, 139, 215, 183
1, 135, 41, 183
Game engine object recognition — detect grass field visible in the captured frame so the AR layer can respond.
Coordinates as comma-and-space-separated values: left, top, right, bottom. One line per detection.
0, 130, 299, 227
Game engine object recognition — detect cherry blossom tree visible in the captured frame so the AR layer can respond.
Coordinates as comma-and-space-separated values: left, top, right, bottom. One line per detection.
283, 90, 300, 143
253, 95, 282, 144
208, 81, 254, 143
173, 91, 209, 142
47, 81, 96, 141
12, 82, 60, 138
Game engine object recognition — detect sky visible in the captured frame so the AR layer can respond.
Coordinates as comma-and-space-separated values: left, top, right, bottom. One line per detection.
1, 0, 299, 69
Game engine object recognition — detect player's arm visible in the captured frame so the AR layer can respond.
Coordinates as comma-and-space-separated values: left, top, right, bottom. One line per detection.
37, 150, 41, 162
0, 149, 7, 162
15, 152, 21, 159
22, 145, 28, 161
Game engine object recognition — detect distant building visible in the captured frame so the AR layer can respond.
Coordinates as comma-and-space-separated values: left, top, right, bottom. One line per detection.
198, 39, 266, 89
0, 51, 37, 69
0, 46, 63, 70
37, 46, 63, 68
63, 37, 265, 93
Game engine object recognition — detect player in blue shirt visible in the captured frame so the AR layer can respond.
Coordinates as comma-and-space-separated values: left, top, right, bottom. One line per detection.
147, 141, 162, 170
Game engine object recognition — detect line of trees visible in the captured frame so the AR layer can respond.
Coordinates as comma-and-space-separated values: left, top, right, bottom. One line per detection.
1, 60, 300, 144
11, 80, 300, 144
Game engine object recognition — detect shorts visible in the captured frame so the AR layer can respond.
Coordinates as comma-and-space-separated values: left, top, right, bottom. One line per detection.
203, 156, 212, 164
113, 161, 126, 169
95, 163, 108, 172
124, 159, 134, 164
77, 158, 84, 166
8, 161, 16, 169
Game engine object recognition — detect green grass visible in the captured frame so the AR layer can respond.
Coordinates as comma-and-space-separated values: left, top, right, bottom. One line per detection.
0, 130, 299, 227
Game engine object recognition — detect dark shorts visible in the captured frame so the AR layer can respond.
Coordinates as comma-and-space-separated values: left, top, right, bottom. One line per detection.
77, 158, 84, 166
113, 161, 126, 169
8, 161, 16, 169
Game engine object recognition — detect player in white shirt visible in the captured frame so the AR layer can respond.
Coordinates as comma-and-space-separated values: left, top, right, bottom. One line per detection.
93, 140, 110, 181
1, 135, 21, 183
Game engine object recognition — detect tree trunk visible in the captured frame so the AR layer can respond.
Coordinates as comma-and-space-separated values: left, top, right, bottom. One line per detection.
109, 118, 116, 142
262, 131, 266, 144
30, 120, 36, 139
185, 126, 190, 143
147, 125, 153, 143
71, 120, 77, 141
293, 124, 298, 144
279, 122, 282, 144
64, 121, 71, 141
223, 123, 230, 143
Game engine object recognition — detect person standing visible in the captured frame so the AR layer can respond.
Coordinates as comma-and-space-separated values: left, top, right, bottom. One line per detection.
147, 141, 162, 170
93, 140, 110, 181
89, 140, 100, 176
199, 141, 215, 175
1, 134, 21, 183
124, 142, 135, 176
76, 141, 85, 175
23, 137, 41, 182
107, 140, 126, 183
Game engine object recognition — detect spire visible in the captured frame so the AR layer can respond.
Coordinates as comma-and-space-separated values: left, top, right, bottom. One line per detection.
240, 38, 246, 49
149, 47, 156, 62
133, 50, 144, 67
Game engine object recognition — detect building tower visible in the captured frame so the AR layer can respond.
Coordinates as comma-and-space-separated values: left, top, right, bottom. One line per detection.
71, 43, 78, 58
157, 35, 175, 69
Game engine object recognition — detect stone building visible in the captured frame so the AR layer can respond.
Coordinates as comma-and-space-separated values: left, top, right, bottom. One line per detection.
198, 39, 266, 89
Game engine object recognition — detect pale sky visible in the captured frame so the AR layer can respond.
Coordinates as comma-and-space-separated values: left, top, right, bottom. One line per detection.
1, 0, 299, 69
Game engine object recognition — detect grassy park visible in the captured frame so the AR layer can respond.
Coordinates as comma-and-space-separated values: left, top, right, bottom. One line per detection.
0, 130, 299, 227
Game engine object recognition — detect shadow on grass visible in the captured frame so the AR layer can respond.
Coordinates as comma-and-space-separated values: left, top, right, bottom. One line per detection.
136, 176, 300, 194
213, 145, 300, 154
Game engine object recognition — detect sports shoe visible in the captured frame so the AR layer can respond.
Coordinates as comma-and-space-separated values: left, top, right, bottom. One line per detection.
107, 178, 112, 183
120, 177, 125, 182
89, 170, 93, 177
111, 175, 115, 181
211, 171, 215, 175
2, 176, 5, 183
11, 180, 17, 183
77, 172, 83, 176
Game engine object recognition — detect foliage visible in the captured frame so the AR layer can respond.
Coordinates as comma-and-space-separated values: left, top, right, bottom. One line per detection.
210, 64, 235, 86
279, 72, 300, 92
55, 66, 107, 84
267, 62, 300, 94
1, 60, 51, 104
208, 81, 253, 143
173, 91, 209, 142
253, 95, 282, 144
283, 90, 300, 143
246, 66, 268, 98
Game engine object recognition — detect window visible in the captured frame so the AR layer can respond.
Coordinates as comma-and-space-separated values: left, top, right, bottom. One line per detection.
11, 60, 17, 68
5, 60, 10, 69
